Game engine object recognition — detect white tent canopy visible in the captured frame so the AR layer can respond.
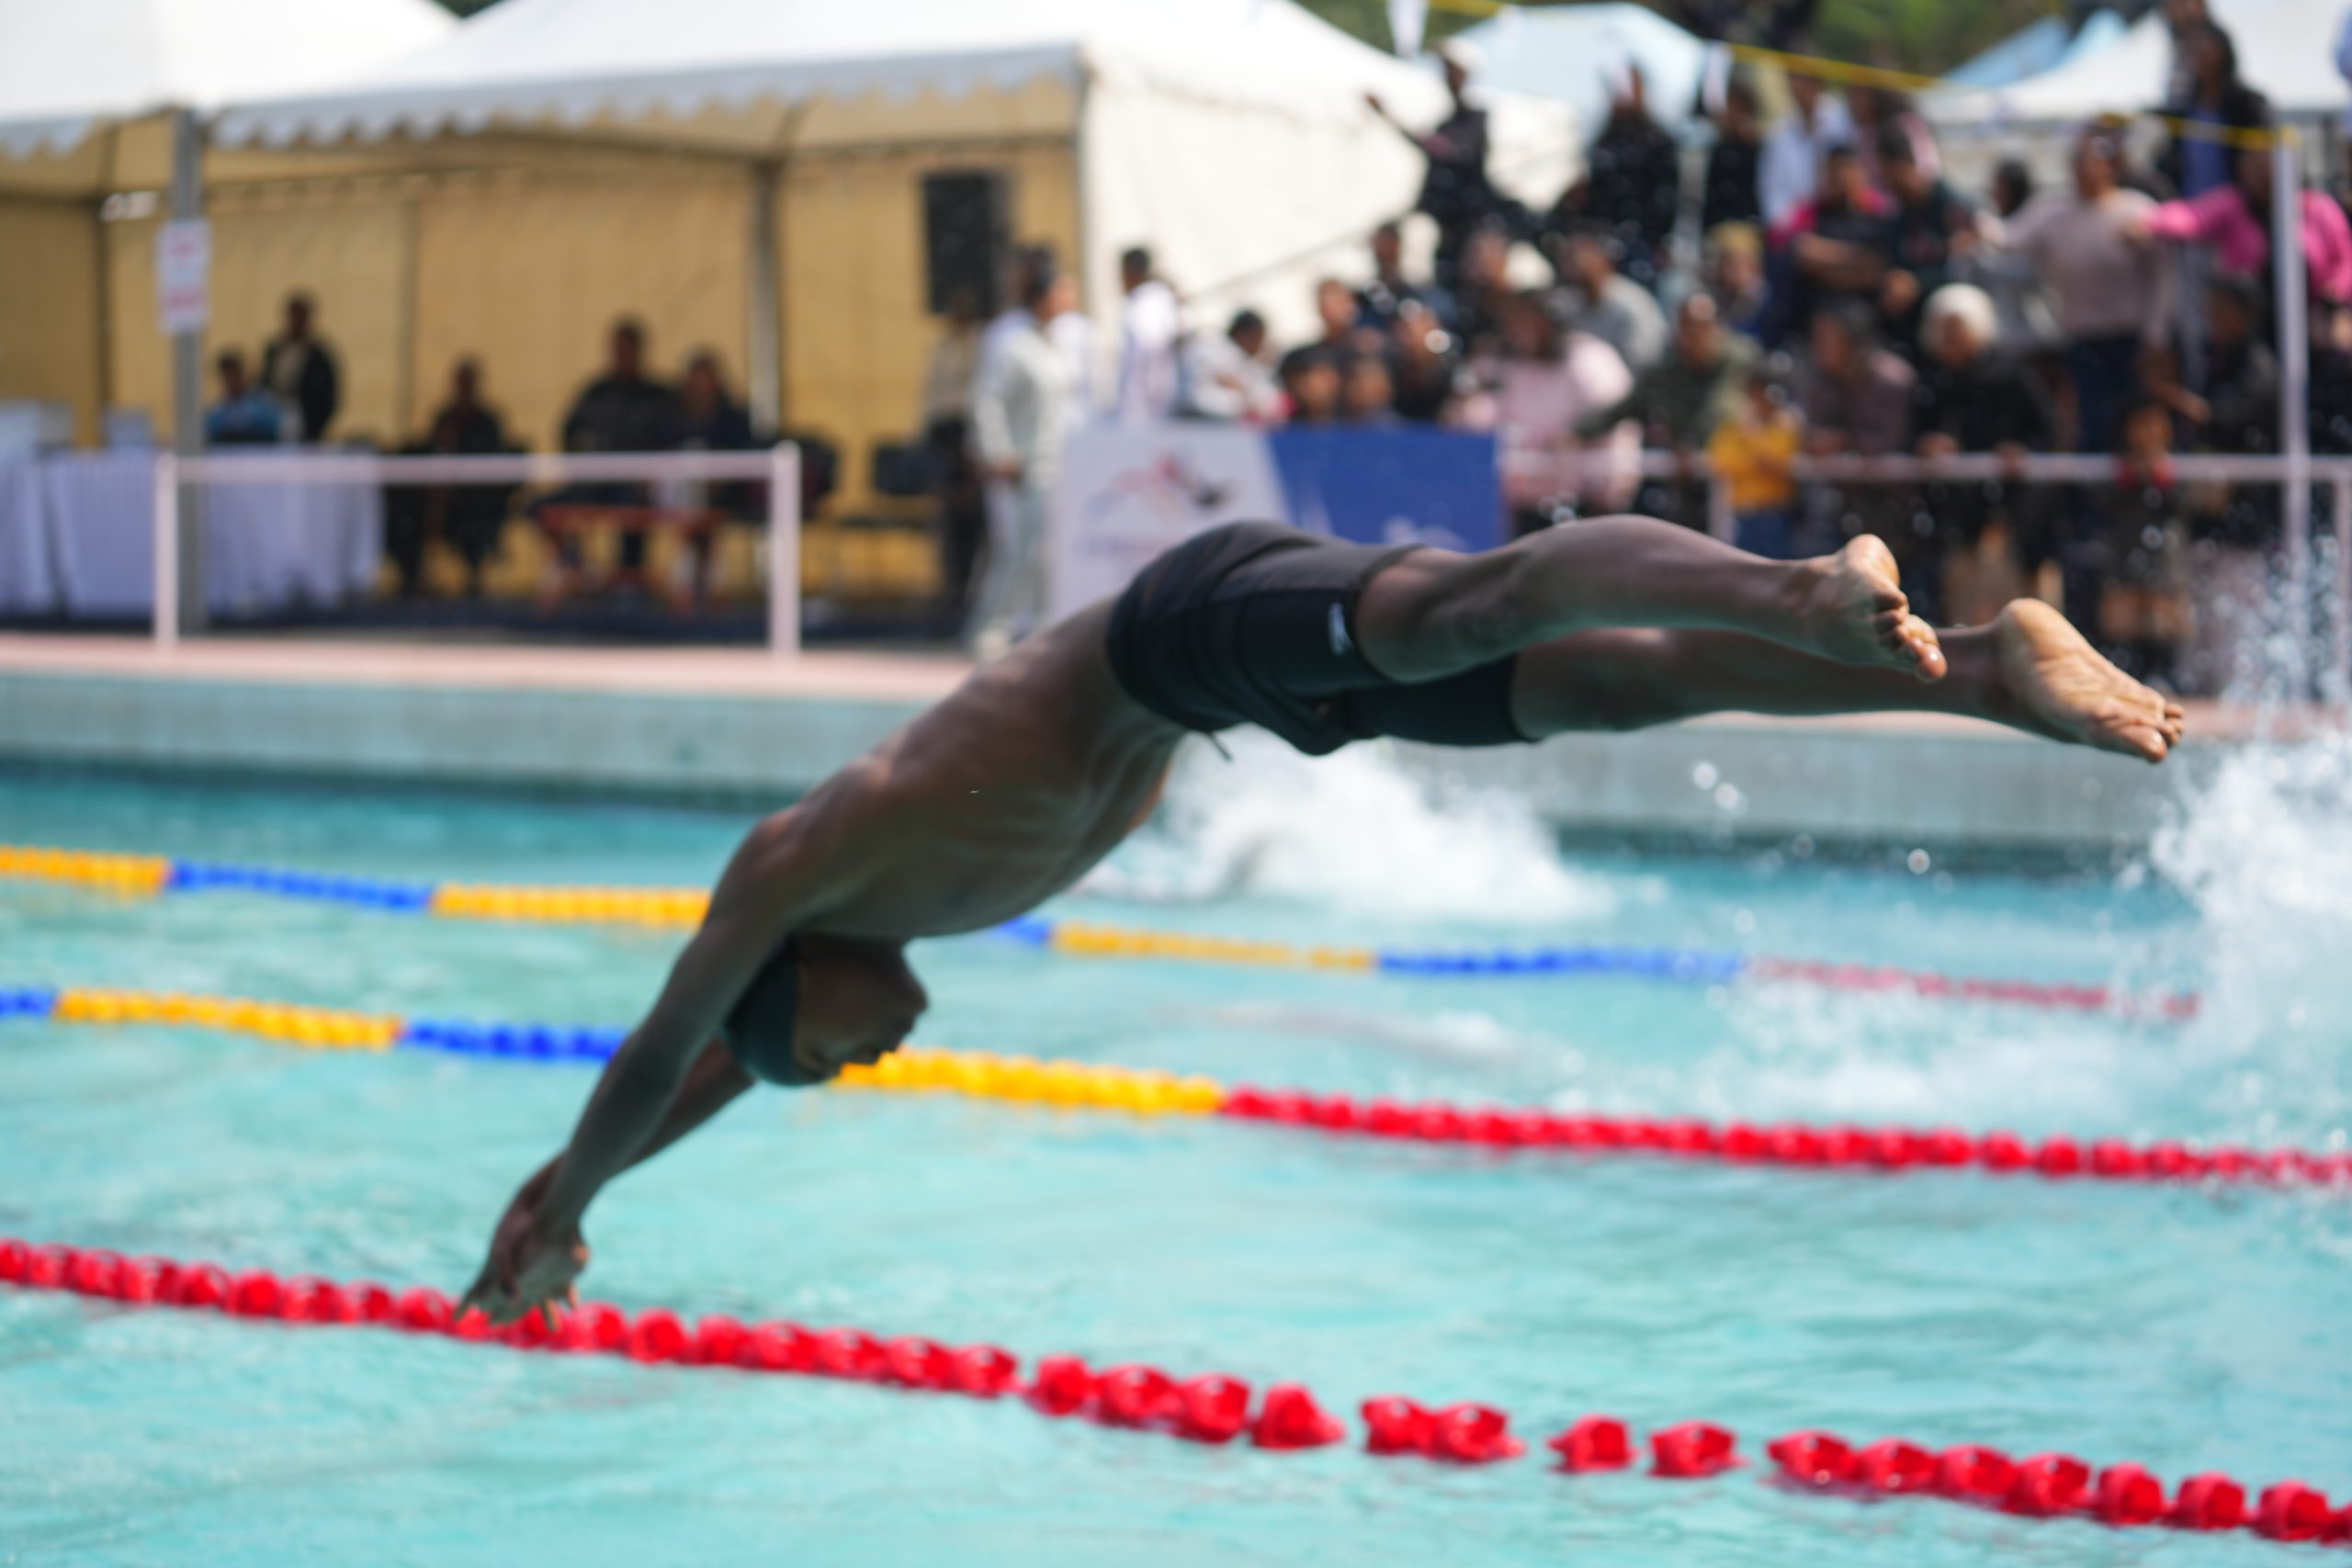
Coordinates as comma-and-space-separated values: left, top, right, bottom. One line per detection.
0, 0, 453, 159
1925, 0, 2349, 128
1452, 3, 1710, 133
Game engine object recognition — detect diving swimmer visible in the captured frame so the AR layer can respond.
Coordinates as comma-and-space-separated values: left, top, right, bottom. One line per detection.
460, 518, 2184, 1323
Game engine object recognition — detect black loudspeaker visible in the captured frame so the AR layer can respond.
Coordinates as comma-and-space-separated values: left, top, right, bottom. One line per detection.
922, 170, 1007, 318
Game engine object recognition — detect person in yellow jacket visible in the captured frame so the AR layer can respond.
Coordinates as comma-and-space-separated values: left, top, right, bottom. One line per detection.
1707, 364, 1805, 558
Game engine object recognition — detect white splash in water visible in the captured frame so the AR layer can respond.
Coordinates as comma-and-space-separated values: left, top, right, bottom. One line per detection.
1118, 731, 1627, 923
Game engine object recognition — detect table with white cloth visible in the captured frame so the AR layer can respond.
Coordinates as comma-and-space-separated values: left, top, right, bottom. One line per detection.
0, 452, 382, 619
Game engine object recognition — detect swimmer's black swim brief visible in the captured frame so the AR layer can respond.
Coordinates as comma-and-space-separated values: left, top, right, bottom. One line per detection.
1105, 522, 1531, 757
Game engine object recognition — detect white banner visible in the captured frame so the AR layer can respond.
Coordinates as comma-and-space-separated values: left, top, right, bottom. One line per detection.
1048, 424, 1285, 618
155, 219, 211, 335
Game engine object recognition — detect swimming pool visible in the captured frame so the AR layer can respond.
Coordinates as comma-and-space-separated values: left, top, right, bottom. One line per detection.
2, 740, 2346, 1566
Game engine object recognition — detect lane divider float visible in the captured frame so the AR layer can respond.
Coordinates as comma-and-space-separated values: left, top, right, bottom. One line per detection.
1, 845, 2199, 1018
5, 984, 2341, 1189
4, 1238, 2342, 1546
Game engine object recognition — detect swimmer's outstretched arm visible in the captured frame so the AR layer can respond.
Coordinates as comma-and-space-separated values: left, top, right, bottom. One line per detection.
460, 811, 853, 1325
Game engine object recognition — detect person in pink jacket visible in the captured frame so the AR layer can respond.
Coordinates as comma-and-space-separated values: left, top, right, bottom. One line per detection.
2140, 145, 2352, 308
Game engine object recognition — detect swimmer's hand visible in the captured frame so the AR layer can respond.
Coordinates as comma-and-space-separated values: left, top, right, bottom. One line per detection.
460, 1162, 590, 1327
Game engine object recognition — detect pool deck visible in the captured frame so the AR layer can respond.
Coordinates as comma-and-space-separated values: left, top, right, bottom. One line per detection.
0, 634, 2323, 851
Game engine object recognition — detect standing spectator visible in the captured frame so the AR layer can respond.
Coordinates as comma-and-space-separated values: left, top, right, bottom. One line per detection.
1559, 226, 1668, 372
1910, 284, 2056, 625
1846, 84, 1939, 196
1452, 228, 1517, 361
1708, 362, 1805, 557
1452, 292, 1637, 532
389, 358, 514, 598
1876, 128, 1979, 355
203, 349, 288, 446
1367, 40, 1511, 293
1957, 158, 2061, 355
2159, 23, 2269, 201
1703, 222, 1771, 340
2161, 0, 2213, 113
1182, 309, 1283, 423
921, 287, 988, 626
1572, 65, 1682, 287
1387, 299, 1460, 423
2140, 145, 2352, 314
1355, 220, 1454, 332
1276, 347, 1344, 425
1784, 144, 1895, 338
555, 318, 685, 592
2171, 275, 2280, 694
1702, 77, 1766, 234
1114, 245, 1184, 423
1577, 294, 1753, 526
1758, 71, 1854, 230
2093, 400, 2193, 684
1799, 301, 1921, 599
260, 292, 340, 443
1340, 354, 1399, 424
970, 264, 1083, 657
1995, 130, 2169, 453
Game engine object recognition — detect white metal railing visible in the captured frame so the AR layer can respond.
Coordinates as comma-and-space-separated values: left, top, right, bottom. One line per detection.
151, 446, 800, 657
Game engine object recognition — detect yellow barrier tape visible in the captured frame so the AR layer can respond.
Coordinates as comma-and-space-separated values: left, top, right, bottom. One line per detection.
50, 987, 401, 1052
835, 1046, 1227, 1118
1047, 922, 1376, 973
0, 846, 173, 897
430, 884, 709, 927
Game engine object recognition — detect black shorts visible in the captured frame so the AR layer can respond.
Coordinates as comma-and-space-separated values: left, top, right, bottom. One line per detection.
1104, 522, 1530, 756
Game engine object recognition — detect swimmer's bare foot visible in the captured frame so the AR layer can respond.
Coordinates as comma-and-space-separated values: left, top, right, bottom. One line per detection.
1793, 536, 1947, 680
1990, 598, 2185, 763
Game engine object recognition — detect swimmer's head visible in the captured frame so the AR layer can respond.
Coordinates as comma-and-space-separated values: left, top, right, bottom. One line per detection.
723, 933, 927, 1087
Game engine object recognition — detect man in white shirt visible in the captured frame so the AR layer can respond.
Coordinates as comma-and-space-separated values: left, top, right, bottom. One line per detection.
970, 263, 1084, 656
1758, 73, 1855, 231
1114, 245, 1184, 423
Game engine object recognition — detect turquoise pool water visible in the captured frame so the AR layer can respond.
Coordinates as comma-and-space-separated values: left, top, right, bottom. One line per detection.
2, 752, 2347, 1567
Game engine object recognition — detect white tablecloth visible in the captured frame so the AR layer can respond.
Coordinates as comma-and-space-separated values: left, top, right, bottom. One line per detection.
0, 452, 381, 618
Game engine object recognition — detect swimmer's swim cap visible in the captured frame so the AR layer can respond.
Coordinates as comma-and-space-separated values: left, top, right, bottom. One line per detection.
723, 936, 826, 1087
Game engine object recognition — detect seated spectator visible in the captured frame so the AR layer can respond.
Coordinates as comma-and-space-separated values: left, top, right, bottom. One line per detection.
1703, 222, 1771, 341
1702, 76, 1765, 234
2092, 400, 2193, 685
1558, 225, 1668, 371
922, 287, 988, 625
388, 357, 515, 597
1450, 290, 1636, 533
2170, 275, 2280, 694
2140, 144, 2352, 315
1910, 284, 2055, 625
1707, 361, 1805, 558
1277, 346, 1344, 425
679, 351, 755, 453
203, 350, 288, 446
1355, 220, 1454, 333
1452, 227, 1518, 360
1312, 276, 1381, 358
1877, 128, 1980, 355
1576, 293, 1753, 527
1799, 300, 1923, 602
1182, 309, 1283, 423
1782, 143, 1895, 341
1387, 299, 1461, 423
260, 293, 341, 443
1992, 129, 2167, 452
1340, 353, 1399, 424
550, 317, 686, 593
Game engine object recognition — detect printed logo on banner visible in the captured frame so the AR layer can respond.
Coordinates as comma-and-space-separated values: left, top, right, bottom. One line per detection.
1049, 425, 1287, 617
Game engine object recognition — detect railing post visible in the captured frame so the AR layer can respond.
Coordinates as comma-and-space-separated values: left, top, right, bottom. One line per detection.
152, 451, 178, 649
767, 442, 801, 660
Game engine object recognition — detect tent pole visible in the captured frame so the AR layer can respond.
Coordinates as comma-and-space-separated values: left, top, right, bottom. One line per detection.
168, 106, 206, 637
2272, 129, 2312, 692
748, 160, 783, 434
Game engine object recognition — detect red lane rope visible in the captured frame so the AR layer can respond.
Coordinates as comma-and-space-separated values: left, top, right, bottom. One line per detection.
6, 1237, 2344, 1546
1743, 957, 2201, 1020
1214, 1089, 2352, 1190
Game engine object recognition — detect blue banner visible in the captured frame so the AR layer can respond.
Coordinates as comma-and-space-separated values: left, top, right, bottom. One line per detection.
1265, 426, 1500, 553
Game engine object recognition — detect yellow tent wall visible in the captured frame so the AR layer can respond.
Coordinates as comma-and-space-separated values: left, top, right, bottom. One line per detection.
0, 197, 105, 445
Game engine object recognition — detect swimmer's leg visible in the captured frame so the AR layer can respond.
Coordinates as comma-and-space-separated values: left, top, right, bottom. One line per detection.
1511, 602, 2184, 763
1355, 518, 1942, 684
